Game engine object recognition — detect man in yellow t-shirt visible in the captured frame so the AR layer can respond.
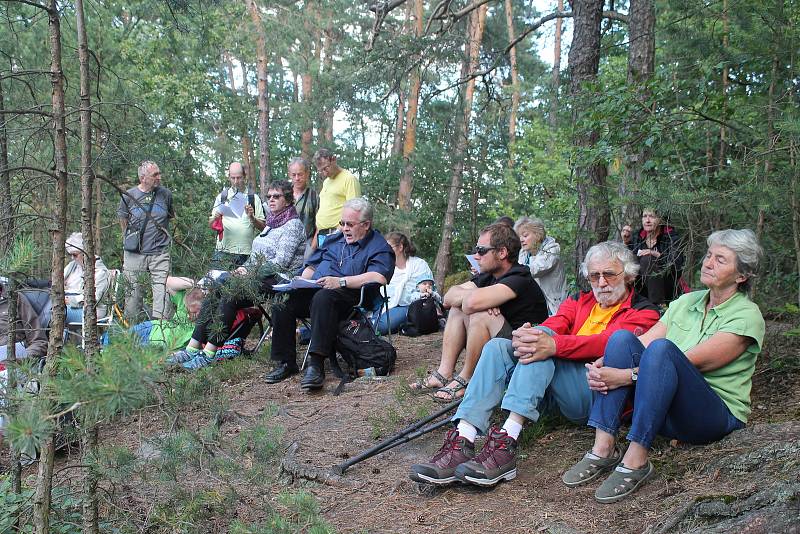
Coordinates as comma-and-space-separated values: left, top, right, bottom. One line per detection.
209, 162, 266, 268
312, 148, 361, 249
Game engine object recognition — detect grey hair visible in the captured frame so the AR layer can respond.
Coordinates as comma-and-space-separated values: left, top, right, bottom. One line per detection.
344, 197, 373, 223
288, 157, 310, 173
313, 148, 335, 162
138, 160, 158, 180
707, 229, 762, 292
581, 241, 640, 283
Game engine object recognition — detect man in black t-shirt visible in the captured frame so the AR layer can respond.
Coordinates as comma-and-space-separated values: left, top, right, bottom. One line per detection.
410, 223, 547, 402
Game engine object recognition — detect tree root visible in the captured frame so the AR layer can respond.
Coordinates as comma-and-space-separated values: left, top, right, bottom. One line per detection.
279, 442, 362, 488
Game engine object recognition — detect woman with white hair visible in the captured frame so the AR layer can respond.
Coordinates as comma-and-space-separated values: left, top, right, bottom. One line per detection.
563, 229, 765, 503
514, 217, 567, 315
64, 232, 111, 324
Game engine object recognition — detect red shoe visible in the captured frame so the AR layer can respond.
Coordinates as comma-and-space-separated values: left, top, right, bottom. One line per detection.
455, 425, 517, 486
409, 428, 475, 485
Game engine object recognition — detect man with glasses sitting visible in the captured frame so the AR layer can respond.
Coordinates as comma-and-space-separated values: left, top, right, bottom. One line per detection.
409, 241, 660, 487
264, 197, 394, 390
411, 223, 548, 402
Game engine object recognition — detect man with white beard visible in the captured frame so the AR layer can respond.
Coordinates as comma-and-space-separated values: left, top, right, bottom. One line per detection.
410, 241, 660, 488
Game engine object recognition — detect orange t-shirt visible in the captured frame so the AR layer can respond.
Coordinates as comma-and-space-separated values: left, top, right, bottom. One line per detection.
575, 302, 622, 337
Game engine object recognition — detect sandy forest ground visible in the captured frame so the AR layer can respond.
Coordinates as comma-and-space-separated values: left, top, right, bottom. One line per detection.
7, 319, 800, 533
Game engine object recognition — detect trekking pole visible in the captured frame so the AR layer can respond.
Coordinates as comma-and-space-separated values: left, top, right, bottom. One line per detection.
332, 398, 461, 475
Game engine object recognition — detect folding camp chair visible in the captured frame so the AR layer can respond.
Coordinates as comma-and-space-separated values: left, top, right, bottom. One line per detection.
300, 282, 391, 370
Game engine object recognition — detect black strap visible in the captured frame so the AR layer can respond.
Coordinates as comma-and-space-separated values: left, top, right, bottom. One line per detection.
135, 187, 158, 239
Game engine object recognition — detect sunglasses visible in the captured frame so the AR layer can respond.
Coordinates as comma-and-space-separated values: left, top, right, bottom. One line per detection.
472, 246, 496, 256
587, 271, 623, 283
266, 193, 284, 199
339, 220, 366, 228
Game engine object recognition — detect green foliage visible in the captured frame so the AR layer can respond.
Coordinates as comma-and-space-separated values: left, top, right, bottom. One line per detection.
0, 477, 85, 534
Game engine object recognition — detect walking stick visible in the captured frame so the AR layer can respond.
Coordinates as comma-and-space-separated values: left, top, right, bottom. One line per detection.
332, 398, 461, 475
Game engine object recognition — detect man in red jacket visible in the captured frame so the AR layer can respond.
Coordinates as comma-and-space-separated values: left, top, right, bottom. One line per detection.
410, 241, 659, 487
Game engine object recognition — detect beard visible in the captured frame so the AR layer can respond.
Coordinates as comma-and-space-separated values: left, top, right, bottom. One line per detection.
593, 283, 629, 307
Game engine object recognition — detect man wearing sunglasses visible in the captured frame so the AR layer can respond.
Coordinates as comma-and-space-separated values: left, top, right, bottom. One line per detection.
265, 197, 394, 390
410, 241, 660, 487
412, 223, 548, 402
313, 148, 361, 249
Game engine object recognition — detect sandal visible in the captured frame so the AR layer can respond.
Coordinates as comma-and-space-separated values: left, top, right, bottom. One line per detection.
594, 461, 654, 503
562, 447, 622, 487
409, 370, 450, 392
433, 375, 469, 402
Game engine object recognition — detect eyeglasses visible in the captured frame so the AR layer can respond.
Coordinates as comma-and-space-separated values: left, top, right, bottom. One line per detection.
587, 271, 624, 283
266, 193, 283, 199
339, 220, 366, 228
472, 246, 496, 256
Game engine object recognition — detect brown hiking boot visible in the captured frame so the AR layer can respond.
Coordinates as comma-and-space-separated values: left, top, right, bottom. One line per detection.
409, 428, 475, 485
455, 425, 517, 486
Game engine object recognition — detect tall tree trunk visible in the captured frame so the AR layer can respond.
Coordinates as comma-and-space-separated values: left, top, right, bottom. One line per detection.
621, 0, 655, 225
75, 1, 100, 531
0, 79, 12, 255
391, 89, 405, 158
224, 53, 258, 189
550, 0, 564, 129
5, 278, 21, 495
718, 0, 729, 171
245, 0, 271, 193
504, 0, 520, 168
569, 0, 609, 274
320, 30, 335, 143
791, 142, 800, 307
301, 69, 313, 157
433, 5, 488, 289
34, 2, 69, 531
398, 0, 424, 211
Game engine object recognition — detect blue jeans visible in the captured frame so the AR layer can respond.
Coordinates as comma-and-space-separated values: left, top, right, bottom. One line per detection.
65, 306, 83, 324
372, 305, 408, 335
453, 338, 592, 433
588, 330, 744, 449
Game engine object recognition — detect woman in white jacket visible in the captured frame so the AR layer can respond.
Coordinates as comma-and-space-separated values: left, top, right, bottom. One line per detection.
515, 217, 567, 315
376, 232, 436, 334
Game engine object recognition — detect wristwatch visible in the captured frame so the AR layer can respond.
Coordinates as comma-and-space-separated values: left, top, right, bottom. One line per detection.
339, 277, 347, 288
631, 367, 639, 383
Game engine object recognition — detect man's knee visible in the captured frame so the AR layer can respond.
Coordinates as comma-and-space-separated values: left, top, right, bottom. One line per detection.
467, 310, 505, 336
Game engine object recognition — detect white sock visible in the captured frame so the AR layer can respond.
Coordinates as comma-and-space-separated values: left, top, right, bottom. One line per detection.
502, 418, 523, 441
456, 420, 477, 443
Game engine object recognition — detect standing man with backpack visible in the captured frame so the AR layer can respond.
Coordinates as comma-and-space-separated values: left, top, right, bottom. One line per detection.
209, 161, 266, 269
118, 161, 176, 322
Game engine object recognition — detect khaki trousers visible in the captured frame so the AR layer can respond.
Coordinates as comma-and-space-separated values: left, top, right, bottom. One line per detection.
122, 249, 172, 321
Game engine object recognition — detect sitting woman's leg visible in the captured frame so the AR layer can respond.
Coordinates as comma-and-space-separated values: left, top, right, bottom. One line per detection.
374, 305, 408, 335
587, 329, 645, 456
625, 338, 744, 462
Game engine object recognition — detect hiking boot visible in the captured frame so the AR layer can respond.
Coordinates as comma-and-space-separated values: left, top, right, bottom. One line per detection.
409, 428, 475, 485
181, 353, 213, 371
167, 348, 198, 365
455, 425, 517, 486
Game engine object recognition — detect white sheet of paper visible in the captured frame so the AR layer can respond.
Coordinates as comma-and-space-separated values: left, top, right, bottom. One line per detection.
272, 277, 321, 292
466, 254, 481, 273
216, 204, 235, 217
227, 194, 247, 217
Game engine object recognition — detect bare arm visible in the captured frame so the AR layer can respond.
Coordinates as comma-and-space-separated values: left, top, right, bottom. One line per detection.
443, 281, 478, 309
686, 332, 752, 372
166, 276, 195, 294
638, 321, 668, 347
461, 284, 517, 315
301, 266, 316, 279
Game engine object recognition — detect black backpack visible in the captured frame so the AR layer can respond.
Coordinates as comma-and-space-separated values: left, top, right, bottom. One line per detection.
334, 313, 397, 377
402, 297, 441, 337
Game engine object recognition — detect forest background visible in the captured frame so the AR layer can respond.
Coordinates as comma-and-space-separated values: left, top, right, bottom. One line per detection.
0, 0, 799, 531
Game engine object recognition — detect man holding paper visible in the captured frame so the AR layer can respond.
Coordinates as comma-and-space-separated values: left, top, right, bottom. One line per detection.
209, 162, 266, 269
264, 197, 394, 390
